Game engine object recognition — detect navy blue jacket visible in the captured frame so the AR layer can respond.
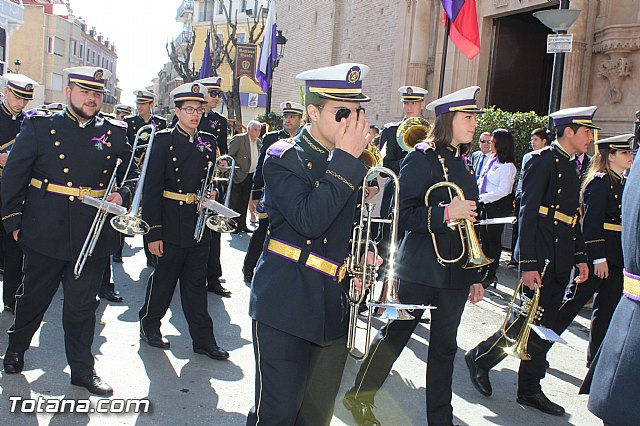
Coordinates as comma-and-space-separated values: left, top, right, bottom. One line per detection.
249, 126, 367, 345
251, 129, 291, 201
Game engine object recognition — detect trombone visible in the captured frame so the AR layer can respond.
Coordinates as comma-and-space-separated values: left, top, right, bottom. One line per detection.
424, 155, 492, 269
111, 125, 156, 236
346, 166, 434, 360
194, 161, 216, 242
73, 159, 126, 279
120, 124, 155, 187
501, 259, 550, 360
206, 155, 237, 233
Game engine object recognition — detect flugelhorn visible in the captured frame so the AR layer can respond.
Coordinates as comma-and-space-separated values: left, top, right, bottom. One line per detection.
346, 166, 435, 360
206, 155, 237, 233
424, 155, 492, 269
501, 259, 550, 360
110, 125, 156, 236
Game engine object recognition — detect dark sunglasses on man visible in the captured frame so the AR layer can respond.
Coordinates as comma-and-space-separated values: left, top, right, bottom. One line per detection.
319, 106, 366, 122
209, 90, 221, 98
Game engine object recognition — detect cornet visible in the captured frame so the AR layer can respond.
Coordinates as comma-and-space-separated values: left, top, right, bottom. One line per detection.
206, 155, 237, 233
111, 124, 156, 236
346, 166, 435, 360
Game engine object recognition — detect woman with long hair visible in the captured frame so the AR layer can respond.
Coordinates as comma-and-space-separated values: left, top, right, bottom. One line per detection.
477, 129, 517, 288
342, 86, 485, 426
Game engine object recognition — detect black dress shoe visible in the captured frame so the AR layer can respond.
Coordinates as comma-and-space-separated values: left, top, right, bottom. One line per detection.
219, 278, 226, 283
98, 290, 124, 303
3, 350, 24, 374
237, 227, 253, 234
140, 332, 170, 349
465, 351, 492, 396
112, 254, 123, 263
194, 343, 229, 360
343, 393, 381, 426
208, 284, 231, 297
517, 392, 565, 416
4, 304, 15, 315
71, 374, 113, 396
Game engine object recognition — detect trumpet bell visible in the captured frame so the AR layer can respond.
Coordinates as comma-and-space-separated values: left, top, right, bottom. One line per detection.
206, 215, 237, 233
110, 215, 150, 236
396, 117, 432, 152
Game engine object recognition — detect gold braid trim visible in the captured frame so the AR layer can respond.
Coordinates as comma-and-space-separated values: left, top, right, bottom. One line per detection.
427, 207, 433, 234
519, 259, 537, 264
575, 251, 586, 256
585, 239, 605, 244
2, 212, 22, 220
326, 170, 354, 190
149, 225, 162, 230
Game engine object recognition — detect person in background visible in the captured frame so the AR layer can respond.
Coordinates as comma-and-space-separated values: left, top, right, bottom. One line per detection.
477, 129, 517, 288
471, 131, 492, 178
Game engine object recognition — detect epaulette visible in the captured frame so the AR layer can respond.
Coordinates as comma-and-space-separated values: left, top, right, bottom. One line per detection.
383, 121, 401, 129
104, 116, 127, 128
594, 172, 606, 179
24, 108, 51, 118
267, 138, 296, 158
414, 141, 435, 153
531, 146, 551, 156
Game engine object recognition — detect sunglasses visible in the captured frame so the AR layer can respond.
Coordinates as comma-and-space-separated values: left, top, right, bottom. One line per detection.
479, 139, 491, 144
320, 106, 365, 122
209, 90, 221, 98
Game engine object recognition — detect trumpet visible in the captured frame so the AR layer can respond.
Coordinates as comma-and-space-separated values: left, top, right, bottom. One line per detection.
359, 143, 384, 181
424, 155, 492, 269
501, 259, 550, 360
205, 155, 237, 233
194, 161, 216, 242
347, 166, 434, 360
73, 159, 124, 279
110, 125, 156, 236
396, 117, 431, 152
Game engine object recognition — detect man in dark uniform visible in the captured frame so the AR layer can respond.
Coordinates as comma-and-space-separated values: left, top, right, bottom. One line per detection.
242, 100, 304, 283
246, 63, 373, 425
0, 73, 39, 315
2, 66, 133, 396
114, 104, 133, 121
138, 82, 229, 362
465, 106, 596, 415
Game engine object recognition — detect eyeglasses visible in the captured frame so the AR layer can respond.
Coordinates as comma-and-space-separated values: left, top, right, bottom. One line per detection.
209, 90, 220, 98
179, 106, 205, 115
319, 106, 365, 122
479, 139, 492, 144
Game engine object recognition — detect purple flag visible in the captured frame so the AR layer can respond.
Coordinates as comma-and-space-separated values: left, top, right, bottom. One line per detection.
199, 32, 213, 79
256, 0, 277, 93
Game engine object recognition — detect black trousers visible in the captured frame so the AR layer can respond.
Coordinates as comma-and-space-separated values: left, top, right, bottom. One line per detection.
1, 223, 23, 309
8, 246, 105, 377
99, 259, 115, 295
469, 269, 571, 395
553, 264, 623, 366
243, 218, 269, 274
206, 231, 223, 288
510, 195, 521, 259
139, 241, 216, 347
349, 281, 469, 426
479, 196, 513, 279
230, 173, 253, 230
246, 321, 348, 426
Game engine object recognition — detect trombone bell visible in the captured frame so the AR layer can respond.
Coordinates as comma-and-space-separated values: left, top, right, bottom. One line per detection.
111, 215, 151, 236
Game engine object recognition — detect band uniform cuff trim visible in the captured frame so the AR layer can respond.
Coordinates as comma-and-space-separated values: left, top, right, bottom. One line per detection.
585, 239, 605, 244
519, 259, 537, 264
326, 170, 355, 191
2, 212, 22, 220
149, 225, 162, 230
427, 207, 433, 233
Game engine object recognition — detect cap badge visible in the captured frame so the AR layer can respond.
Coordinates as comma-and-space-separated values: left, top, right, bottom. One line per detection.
94, 69, 104, 81
192, 84, 200, 93
25, 84, 34, 91
406, 87, 413, 95
286, 103, 292, 109
347, 67, 361, 85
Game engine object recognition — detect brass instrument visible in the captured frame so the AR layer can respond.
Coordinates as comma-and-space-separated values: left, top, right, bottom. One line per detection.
194, 161, 216, 242
206, 155, 237, 233
121, 124, 155, 187
396, 117, 431, 152
501, 259, 550, 360
347, 166, 434, 360
74, 159, 124, 279
424, 156, 492, 269
110, 125, 156, 236
359, 143, 384, 181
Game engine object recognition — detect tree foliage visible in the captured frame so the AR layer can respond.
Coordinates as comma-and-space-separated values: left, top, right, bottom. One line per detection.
166, 29, 197, 83
256, 112, 283, 131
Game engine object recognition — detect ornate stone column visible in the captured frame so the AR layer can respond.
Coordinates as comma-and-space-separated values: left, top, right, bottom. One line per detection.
560, 0, 588, 108
407, 0, 431, 88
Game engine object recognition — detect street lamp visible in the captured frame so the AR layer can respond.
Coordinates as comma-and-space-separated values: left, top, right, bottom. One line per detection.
265, 30, 288, 114
533, 1, 580, 130
13, 59, 21, 73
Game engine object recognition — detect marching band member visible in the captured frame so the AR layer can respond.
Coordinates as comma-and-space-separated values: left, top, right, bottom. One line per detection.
465, 106, 595, 416
0, 73, 39, 315
114, 104, 133, 121
584, 144, 640, 425
2, 67, 132, 395
138, 82, 229, 361
343, 86, 485, 426
242, 100, 304, 283
246, 63, 372, 425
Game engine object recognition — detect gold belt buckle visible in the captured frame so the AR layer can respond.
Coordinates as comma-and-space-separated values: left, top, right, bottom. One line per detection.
571, 215, 578, 228
78, 186, 91, 200
337, 259, 348, 282
185, 193, 197, 204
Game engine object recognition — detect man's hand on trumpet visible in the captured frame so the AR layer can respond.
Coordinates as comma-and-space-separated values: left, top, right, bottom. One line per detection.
352, 251, 383, 292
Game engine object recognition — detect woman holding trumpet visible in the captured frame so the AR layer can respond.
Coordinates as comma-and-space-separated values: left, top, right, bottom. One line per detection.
343, 86, 486, 426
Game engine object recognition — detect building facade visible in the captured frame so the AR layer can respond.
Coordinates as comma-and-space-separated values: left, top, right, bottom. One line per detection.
272, 0, 640, 136
0, 0, 24, 75
8, 0, 119, 111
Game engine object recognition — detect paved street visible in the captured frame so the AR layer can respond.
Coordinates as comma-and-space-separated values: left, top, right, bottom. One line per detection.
0, 233, 601, 425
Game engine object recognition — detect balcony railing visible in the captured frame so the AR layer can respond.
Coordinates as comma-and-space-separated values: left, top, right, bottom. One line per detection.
0, 0, 25, 24
176, 0, 194, 22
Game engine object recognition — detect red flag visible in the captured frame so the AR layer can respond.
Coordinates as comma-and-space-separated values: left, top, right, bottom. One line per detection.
442, 0, 480, 60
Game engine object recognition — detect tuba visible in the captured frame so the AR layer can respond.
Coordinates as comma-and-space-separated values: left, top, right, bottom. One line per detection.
110, 125, 156, 236
206, 155, 237, 233
396, 117, 431, 152
501, 259, 550, 360
424, 155, 492, 269
346, 167, 435, 360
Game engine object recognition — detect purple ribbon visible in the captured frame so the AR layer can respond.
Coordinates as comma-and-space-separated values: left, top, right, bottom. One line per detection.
209, 119, 218, 128
480, 157, 498, 194
196, 136, 212, 152
91, 134, 108, 145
